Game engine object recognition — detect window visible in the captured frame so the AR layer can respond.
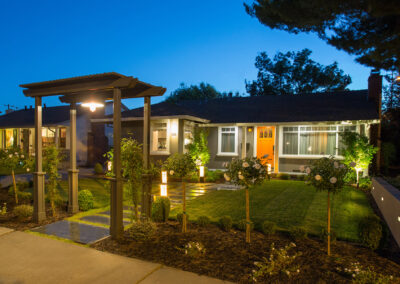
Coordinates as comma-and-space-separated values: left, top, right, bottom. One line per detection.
42, 128, 56, 147
218, 126, 238, 155
183, 121, 194, 153
151, 122, 169, 154
59, 128, 67, 148
282, 125, 357, 157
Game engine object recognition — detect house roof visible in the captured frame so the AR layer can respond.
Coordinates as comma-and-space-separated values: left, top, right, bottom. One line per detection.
107, 90, 379, 124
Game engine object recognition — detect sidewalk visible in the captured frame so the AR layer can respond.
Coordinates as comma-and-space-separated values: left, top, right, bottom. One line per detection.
0, 227, 232, 284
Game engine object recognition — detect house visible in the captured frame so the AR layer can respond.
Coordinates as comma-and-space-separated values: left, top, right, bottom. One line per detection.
92, 73, 382, 174
0, 102, 127, 166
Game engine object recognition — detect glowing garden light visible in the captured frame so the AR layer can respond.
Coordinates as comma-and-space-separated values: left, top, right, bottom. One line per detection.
161, 170, 168, 184
199, 166, 205, 178
107, 161, 112, 172
267, 163, 272, 174
160, 184, 167, 197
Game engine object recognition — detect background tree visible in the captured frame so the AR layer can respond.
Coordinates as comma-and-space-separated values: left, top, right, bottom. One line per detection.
246, 49, 351, 96
340, 132, 378, 188
383, 72, 400, 111
105, 138, 143, 220
0, 148, 32, 205
244, 0, 400, 71
163, 153, 196, 232
187, 128, 210, 168
302, 158, 348, 255
43, 146, 62, 217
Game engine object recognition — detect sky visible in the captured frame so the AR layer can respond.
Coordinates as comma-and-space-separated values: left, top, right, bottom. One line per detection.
0, 0, 372, 112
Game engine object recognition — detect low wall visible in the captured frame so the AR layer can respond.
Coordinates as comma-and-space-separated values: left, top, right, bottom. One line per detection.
371, 177, 400, 247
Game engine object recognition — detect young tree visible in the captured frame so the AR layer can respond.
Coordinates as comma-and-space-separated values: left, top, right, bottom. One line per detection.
340, 132, 378, 188
244, 0, 400, 71
163, 153, 196, 232
187, 128, 210, 169
245, 49, 351, 96
43, 146, 62, 217
302, 158, 348, 255
105, 138, 143, 220
225, 157, 268, 243
0, 148, 32, 204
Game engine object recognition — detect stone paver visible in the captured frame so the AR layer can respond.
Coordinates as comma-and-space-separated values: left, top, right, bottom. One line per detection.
81, 215, 130, 226
0, 227, 13, 236
0, 229, 231, 284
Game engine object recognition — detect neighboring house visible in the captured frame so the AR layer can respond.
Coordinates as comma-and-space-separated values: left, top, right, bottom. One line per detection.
0, 102, 127, 166
92, 73, 382, 175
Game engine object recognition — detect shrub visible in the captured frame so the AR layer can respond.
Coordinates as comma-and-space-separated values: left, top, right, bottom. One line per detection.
320, 228, 337, 244
13, 205, 33, 219
197, 215, 210, 227
177, 213, 189, 224
262, 221, 277, 236
290, 227, 308, 240
206, 170, 225, 182
218, 215, 233, 232
358, 215, 382, 250
8, 186, 32, 201
94, 163, 104, 175
127, 221, 157, 241
277, 173, 290, 180
297, 175, 306, 181
236, 219, 254, 231
179, 241, 206, 258
151, 197, 170, 222
359, 177, 372, 190
78, 190, 94, 211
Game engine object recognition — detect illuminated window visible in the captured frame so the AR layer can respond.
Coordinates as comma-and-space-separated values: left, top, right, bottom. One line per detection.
183, 121, 194, 153
218, 126, 238, 155
151, 122, 169, 154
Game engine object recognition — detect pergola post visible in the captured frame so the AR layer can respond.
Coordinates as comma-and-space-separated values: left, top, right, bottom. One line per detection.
68, 102, 79, 213
33, 96, 46, 222
110, 88, 123, 239
141, 96, 152, 219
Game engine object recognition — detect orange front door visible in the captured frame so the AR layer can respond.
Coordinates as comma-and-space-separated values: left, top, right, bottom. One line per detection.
257, 126, 275, 167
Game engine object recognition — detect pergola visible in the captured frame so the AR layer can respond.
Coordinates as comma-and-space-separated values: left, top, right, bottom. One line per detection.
20, 72, 166, 239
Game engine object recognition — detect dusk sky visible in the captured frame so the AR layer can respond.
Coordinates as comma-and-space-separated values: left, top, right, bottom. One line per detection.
0, 0, 372, 112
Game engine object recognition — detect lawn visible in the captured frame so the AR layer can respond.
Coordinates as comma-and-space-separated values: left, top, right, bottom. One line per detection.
171, 180, 374, 242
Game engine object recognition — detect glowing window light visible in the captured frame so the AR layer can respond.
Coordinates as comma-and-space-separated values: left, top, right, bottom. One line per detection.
82, 102, 104, 112
161, 171, 168, 184
199, 166, 205, 178
160, 184, 167, 196
170, 121, 178, 136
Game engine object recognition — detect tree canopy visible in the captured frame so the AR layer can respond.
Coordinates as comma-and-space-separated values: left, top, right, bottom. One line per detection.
245, 49, 351, 96
244, 0, 400, 71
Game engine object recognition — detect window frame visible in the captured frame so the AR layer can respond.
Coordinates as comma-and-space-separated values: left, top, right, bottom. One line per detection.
217, 126, 238, 156
279, 124, 359, 159
150, 120, 170, 155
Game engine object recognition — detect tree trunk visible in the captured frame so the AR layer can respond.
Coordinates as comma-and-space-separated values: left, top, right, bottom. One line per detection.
182, 180, 187, 233
246, 188, 250, 243
11, 170, 18, 205
327, 191, 331, 256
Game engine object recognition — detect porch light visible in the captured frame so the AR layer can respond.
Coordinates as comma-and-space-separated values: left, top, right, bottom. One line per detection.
161, 170, 168, 184
160, 184, 167, 196
395, 75, 400, 82
199, 166, 205, 178
247, 127, 253, 132
82, 102, 104, 112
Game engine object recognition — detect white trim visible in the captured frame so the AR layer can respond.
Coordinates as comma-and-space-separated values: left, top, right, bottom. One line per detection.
217, 126, 239, 156
91, 115, 209, 124
199, 119, 380, 127
253, 126, 257, 157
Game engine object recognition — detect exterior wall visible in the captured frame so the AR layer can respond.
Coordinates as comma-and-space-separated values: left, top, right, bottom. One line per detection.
278, 158, 311, 173
371, 178, 400, 247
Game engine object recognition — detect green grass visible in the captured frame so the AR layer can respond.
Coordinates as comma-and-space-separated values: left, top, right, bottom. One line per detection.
171, 180, 374, 242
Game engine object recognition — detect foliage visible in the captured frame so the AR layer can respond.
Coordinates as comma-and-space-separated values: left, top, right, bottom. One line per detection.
43, 146, 62, 216
251, 242, 301, 281
196, 215, 210, 227
8, 186, 32, 202
289, 227, 308, 241
262, 221, 277, 236
246, 49, 351, 96
225, 157, 268, 187
383, 73, 400, 111
94, 163, 104, 175
320, 228, 337, 244
105, 138, 143, 220
245, 1, 400, 70
205, 170, 225, 183
13, 204, 33, 220
78, 190, 94, 211
177, 213, 189, 224
277, 173, 290, 180
337, 262, 396, 283
178, 241, 206, 258
187, 128, 210, 167
127, 221, 157, 241
236, 219, 254, 232
1, 203, 7, 215
381, 142, 396, 175
340, 132, 378, 179
163, 153, 196, 179
151, 197, 170, 222
358, 215, 382, 250
358, 177, 372, 191
218, 215, 233, 232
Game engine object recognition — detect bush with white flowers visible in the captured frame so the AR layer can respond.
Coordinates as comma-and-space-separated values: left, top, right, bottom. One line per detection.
225, 157, 268, 187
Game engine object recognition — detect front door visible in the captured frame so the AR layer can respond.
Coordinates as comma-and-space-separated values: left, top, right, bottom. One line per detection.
257, 126, 275, 168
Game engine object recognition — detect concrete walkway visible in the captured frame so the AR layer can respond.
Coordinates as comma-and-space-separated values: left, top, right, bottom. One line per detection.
0, 228, 231, 284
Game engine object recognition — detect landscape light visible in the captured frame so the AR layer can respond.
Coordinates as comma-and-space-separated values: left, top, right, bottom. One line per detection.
82, 102, 104, 112
161, 170, 168, 184
199, 166, 205, 178
381, 197, 384, 201
107, 161, 112, 171
160, 184, 167, 196
267, 163, 272, 174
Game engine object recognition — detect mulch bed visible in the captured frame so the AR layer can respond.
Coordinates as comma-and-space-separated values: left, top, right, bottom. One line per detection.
92, 222, 400, 283
0, 189, 72, 231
